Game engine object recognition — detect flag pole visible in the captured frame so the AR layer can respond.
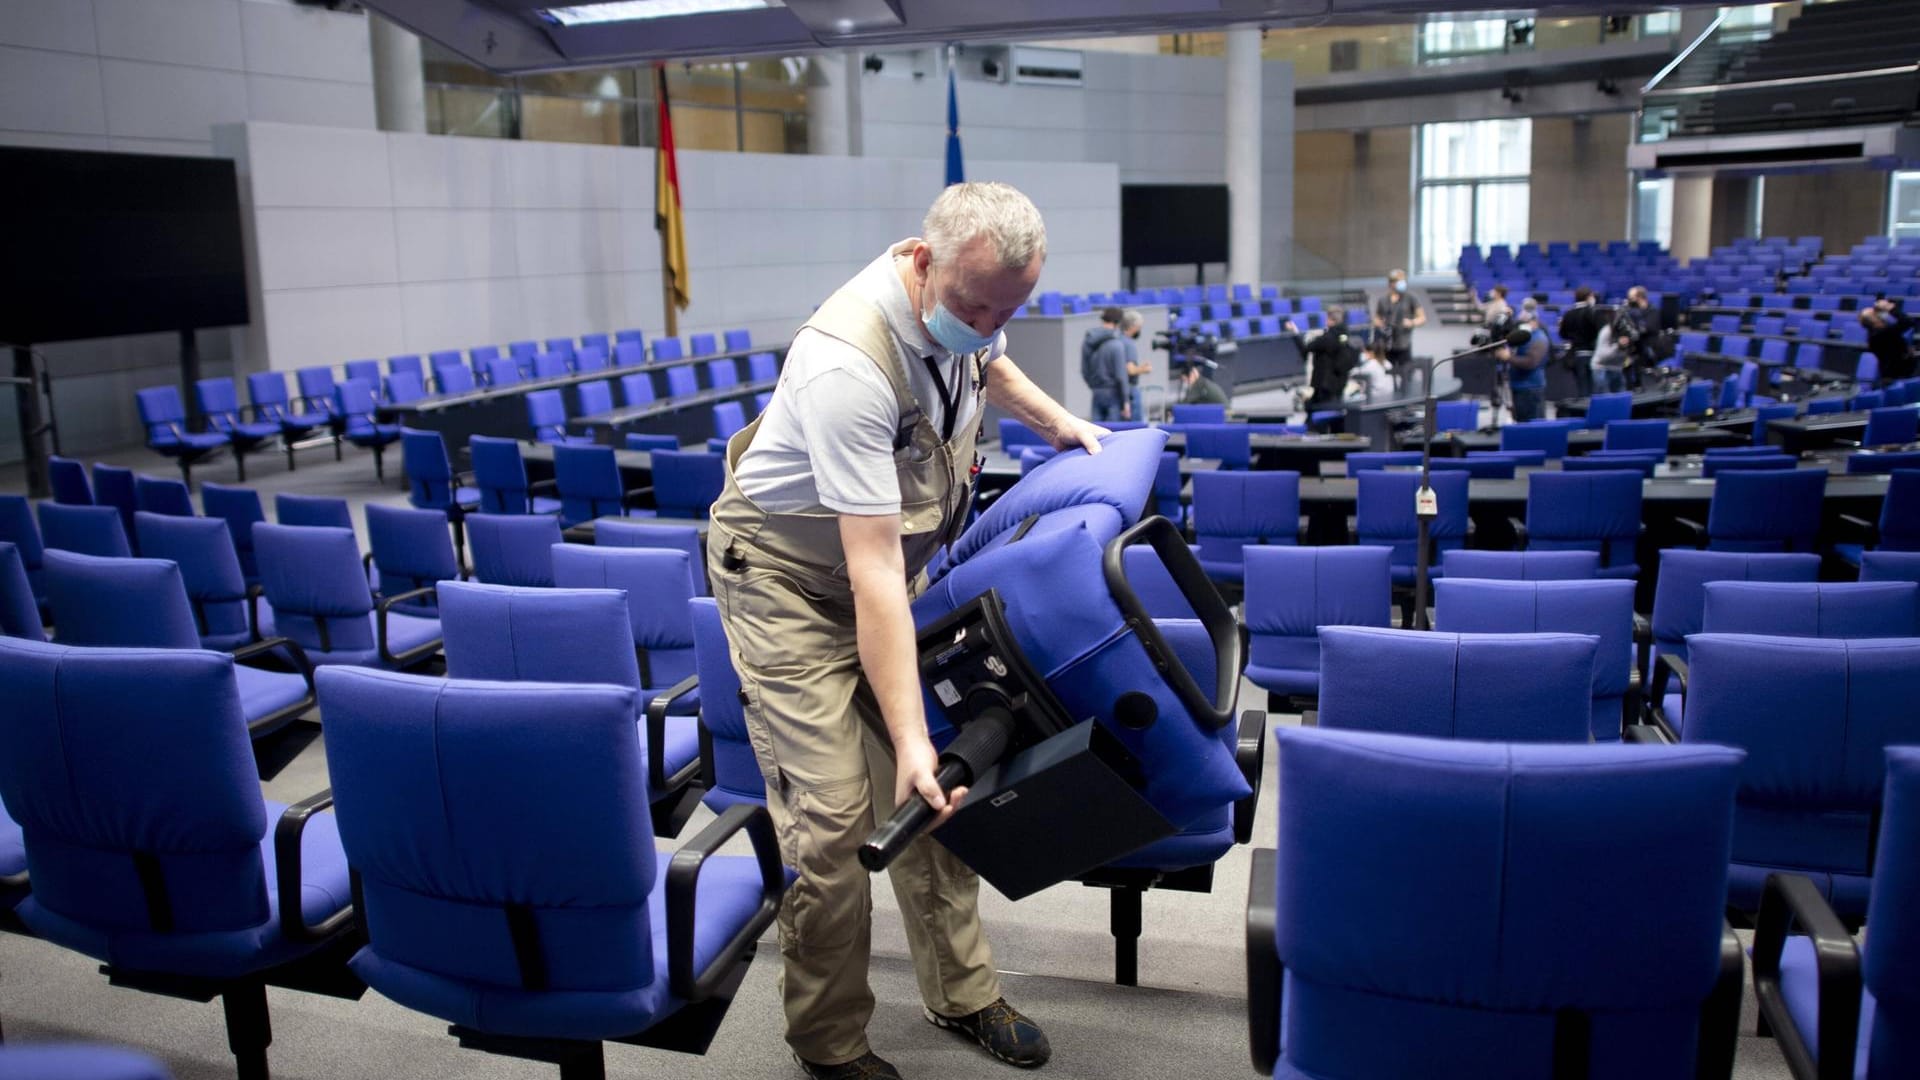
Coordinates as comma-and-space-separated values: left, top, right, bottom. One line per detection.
655, 63, 684, 338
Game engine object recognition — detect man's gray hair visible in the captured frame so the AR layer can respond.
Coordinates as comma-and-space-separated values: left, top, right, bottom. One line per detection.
1121, 309, 1144, 333
923, 182, 1048, 271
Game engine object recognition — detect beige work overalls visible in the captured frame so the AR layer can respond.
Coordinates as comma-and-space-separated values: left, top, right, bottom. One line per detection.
706, 279, 999, 1066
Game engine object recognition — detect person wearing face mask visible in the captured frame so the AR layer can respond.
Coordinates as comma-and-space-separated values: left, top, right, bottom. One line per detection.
712, 182, 1101, 1080
1121, 308, 1150, 422
1372, 269, 1426, 394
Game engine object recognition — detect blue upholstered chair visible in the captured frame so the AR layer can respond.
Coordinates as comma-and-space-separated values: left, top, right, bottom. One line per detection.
1500, 420, 1573, 460
626, 433, 678, 453
1519, 470, 1643, 578
747, 352, 777, 382
1426, 456, 1515, 479
619, 371, 659, 404
526, 388, 594, 446
997, 418, 1048, 451
1583, 391, 1633, 428
531, 351, 569, 380
1189, 471, 1300, 586
1669, 634, 1920, 918
1149, 451, 1183, 526
0, 497, 47, 609
436, 363, 475, 395
1432, 398, 1478, 433
253, 523, 441, 670
1470, 448, 1547, 467
1753, 402, 1799, 446
548, 543, 704, 724
0, 639, 360, 1078
43, 548, 313, 741
335, 379, 401, 479
196, 377, 279, 483
134, 512, 266, 650
665, 366, 699, 399
1242, 546, 1391, 708
1602, 418, 1670, 453
387, 367, 425, 401
577, 379, 614, 423
400, 427, 479, 566
134, 385, 228, 485
200, 482, 266, 583
365, 504, 461, 617
1341, 451, 1422, 474
705, 358, 737, 389
247, 371, 332, 471
134, 474, 194, 517
1834, 469, 1920, 569
1680, 380, 1713, 416
711, 400, 747, 446
595, 519, 708, 596
688, 597, 766, 814
0, 541, 46, 640
48, 455, 93, 505
470, 435, 560, 515
652, 337, 685, 363
314, 666, 784, 1078
573, 346, 610, 374
1354, 470, 1469, 589
1679, 468, 1826, 552
0, 1044, 174, 1078
723, 328, 752, 352
38, 503, 131, 558
1170, 404, 1226, 424
487, 357, 523, 387
1117, 543, 1200, 621
1182, 424, 1252, 470
273, 492, 352, 531
1642, 549, 1822, 736
1441, 549, 1599, 580
293, 366, 344, 437
1700, 453, 1798, 477
1318, 626, 1598, 742
1247, 727, 1746, 1080
1564, 453, 1659, 477
553, 444, 649, 527
437, 577, 703, 837
1434, 578, 1636, 741
1753, 745, 1920, 1080
689, 332, 717, 356
1847, 450, 1920, 474
640, 451, 725, 520
1862, 406, 1919, 448
1861, 549, 1920, 583
1703, 581, 1918, 640
466, 513, 562, 588
344, 359, 381, 390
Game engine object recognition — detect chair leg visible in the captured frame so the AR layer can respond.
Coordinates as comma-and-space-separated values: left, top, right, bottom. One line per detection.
235, 448, 248, 483
333, 435, 343, 462
1110, 885, 1143, 987
451, 514, 468, 573
373, 445, 385, 481
557, 1043, 607, 1080
222, 980, 273, 1080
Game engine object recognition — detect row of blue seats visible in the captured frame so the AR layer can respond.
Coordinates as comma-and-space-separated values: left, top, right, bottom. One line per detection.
1166, 295, 1326, 323
520, 365, 776, 448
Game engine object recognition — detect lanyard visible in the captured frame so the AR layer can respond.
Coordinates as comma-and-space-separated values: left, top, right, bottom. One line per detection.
921, 353, 963, 443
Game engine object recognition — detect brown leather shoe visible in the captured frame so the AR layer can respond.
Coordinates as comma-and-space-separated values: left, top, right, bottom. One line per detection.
794, 1051, 905, 1079
925, 997, 1052, 1068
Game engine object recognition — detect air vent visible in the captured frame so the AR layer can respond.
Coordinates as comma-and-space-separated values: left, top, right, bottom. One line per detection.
1010, 45, 1083, 87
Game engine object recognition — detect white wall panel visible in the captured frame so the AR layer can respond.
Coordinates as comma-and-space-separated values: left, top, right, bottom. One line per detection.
238, 0, 371, 83
252, 207, 398, 291
245, 74, 376, 129
394, 208, 519, 282
93, 0, 244, 70
0, 45, 107, 135
0, 0, 98, 53
100, 59, 248, 141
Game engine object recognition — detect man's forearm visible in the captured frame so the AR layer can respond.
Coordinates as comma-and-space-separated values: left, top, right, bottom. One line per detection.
986, 357, 1077, 442
848, 555, 929, 749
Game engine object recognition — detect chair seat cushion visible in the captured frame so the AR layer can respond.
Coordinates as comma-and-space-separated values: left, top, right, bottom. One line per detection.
17, 800, 351, 980
347, 851, 775, 1041
530, 496, 563, 515
1595, 562, 1640, 580
1727, 863, 1871, 921
454, 486, 483, 510
655, 714, 701, 786
163, 433, 229, 452
302, 612, 441, 670
1777, 935, 1873, 1080
234, 664, 312, 733
230, 421, 280, 441
280, 413, 329, 431
0, 1045, 174, 1080
1245, 663, 1317, 699
1104, 806, 1232, 871
0, 798, 24, 888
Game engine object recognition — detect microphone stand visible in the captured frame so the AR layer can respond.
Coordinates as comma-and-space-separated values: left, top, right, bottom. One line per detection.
1413, 337, 1515, 630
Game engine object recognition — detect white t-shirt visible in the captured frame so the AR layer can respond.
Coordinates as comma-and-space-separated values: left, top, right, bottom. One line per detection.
733, 239, 1005, 516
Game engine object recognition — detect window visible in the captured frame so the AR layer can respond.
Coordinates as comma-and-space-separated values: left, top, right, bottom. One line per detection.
1890, 172, 1920, 242
1639, 11, 1681, 37
1634, 177, 1673, 250
1415, 119, 1532, 272
1417, 19, 1512, 63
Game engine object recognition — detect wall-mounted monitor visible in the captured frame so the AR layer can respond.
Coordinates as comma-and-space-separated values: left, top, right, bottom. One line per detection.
1121, 183, 1229, 269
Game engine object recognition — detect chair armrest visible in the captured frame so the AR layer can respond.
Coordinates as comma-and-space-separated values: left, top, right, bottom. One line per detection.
1648, 652, 1688, 740
622, 486, 655, 510
1673, 516, 1709, 549
1696, 920, 1746, 1080
233, 634, 317, 702
1836, 513, 1879, 548
247, 584, 266, 643
1508, 517, 1528, 549
529, 478, 559, 495
274, 788, 356, 944
1232, 709, 1267, 846
645, 673, 702, 794
376, 586, 443, 666
1753, 872, 1861, 1080
697, 713, 718, 791
1632, 613, 1652, 688
666, 803, 788, 1001
1246, 846, 1282, 1075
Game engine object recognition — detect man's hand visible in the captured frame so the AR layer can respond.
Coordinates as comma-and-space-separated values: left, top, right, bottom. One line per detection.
1122, 404, 1131, 420
1049, 414, 1108, 454
894, 730, 965, 827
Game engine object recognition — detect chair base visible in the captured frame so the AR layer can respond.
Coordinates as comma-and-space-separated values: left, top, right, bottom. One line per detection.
448, 939, 760, 1078
1077, 864, 1217, 988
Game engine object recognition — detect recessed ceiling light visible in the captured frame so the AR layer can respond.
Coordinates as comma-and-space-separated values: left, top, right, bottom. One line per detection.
540, 0, 783, 28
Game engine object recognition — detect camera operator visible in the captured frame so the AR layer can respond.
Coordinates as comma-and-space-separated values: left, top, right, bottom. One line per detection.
1080, 305, 1132, 421
1498, 301, 1550, 422
1611, 286, 1655, 386
1862, 297, 1916, 382
1303, 305, 1359, 412
1175, 359, 1230, 406
1557, 286, 1604, 398
1120, 309, 1149, 421
1589, 306, 1627, 395
1482, 284, 1514, 339
1372, 269, 1426, 393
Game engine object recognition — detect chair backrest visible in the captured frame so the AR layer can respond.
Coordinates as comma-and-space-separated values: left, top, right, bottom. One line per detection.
573, 346, 609, 373
1865, 406, 1919, 448
531, 352, 569, 380
626, 433, 678, 453
1752, 402, 1799, 446
1441, 549, 1599, 580
365, 504, 459, 598
1584, 392, 1633, 428
1342, 451, 1422, 473
543, 338, 575, 359
723, 329, 752, 352
465, 513, 562, 587
438, 581, 641, 688
1425, 456, 1514, 479
1500, 421, 1571, 459
705, 359, 738, 389
295, 366, 340, 413
1602, 419, 1669, 452
0, 499, 44, 581
552, 444, 626, 526
336, 379, 382, 430
665, 365, 699, 398
618, 371, 656, 407
486, 357, 522, 387
133, 385, 188, 445
712, 400, 747, 441
549, 545, 697, 689
400, 428, 460, 510
43, 550, 200, 649
1525, 470, 1643, 567
1702, 581, 1918, 638
133, 512, 253, 645
650, 450, 725, 519
47, 456, 93, 506
1683, 634, 1920, 909
1182, 425, 1251, 469
595, 520, 708, 595
0, 542, 42, 640
469, 435, 539, 514
614, 340, 645, 368
1434, 578, 1635, 741
1866, 746, 1920, 1075
1847, 451, 1920, 474
1432, 399, 1478, 433
1318, 626, 1598, 741
0, 639, 274, 936
577, 379, 614, 418
689, 332, 717, 356
253, 523, 377, 655
274, 493, 354, 530
344, 359, 382, 388
436, 364, 475, 395
1706, 468, 1826, 552
246, 370, 292, 418
747, 352, 778, 382
198, 482, 264, 574
1700, 454, 1797, 477
525, 389, 572, 442
134, 475, 194, 516
1680, 381, 1712, 416
1170, 404, 1226, 424
1118, 543, 1198, 621
1271, 726, 1744, 1078
1191, 471, 1300, 554
1876, 469, 1920, 550
1356, 471, 1469, 564
385, 370, 426, 405
508, 340, 538, 360
1650, 549, 1821, 660
652, 336, 684, 362
315, 667, 659, 996
37, 503, 131, 558
1243, 546, 1391, 688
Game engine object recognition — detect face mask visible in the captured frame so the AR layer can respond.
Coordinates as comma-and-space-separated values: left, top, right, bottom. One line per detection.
1393, 280, 1407, 294
919, 269, 997, 354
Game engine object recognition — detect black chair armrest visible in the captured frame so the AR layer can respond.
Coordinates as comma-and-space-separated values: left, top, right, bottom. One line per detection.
1632, 613, 1652, 689
645, 674, 702, 794
376, 586, 443, 666
1696, 920, 1745, 1080
1246, 846, 1282, 1075
1232, 709, 1267, 846
1508, 517, 1529, 549
1673, 516, 1709, 549
247, 584, 266, 643
697, 713, 718, 791
1648, 652, 1688, 741
274, 788, 356, 944
233, 634, 317, 699
1753, 872, 1861, 1080
529, 478, 559, 495
1836, 513, 1878, 549
622, 486, 656, 510
666, 803, 787, 1001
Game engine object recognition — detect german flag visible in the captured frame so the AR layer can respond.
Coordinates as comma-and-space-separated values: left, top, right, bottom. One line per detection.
654, 63, 689, 314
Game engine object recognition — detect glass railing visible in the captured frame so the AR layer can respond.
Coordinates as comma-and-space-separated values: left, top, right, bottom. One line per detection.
1165, 14, 1672, 79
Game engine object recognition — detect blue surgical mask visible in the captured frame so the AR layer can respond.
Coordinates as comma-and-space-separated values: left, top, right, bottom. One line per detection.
1393, 280, 1408, 294
920, 275, 998, 354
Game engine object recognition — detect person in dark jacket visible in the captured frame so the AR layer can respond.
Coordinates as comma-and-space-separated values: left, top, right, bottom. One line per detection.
1081, 306, 1131, 421
1304, 305, 1359, 411
1557, 285, 1604, 397
1863, 298, 1916, 382
1176, 361, 1229, 406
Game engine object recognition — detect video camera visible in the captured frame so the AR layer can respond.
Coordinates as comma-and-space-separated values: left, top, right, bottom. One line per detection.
1152, 326, 1239, 366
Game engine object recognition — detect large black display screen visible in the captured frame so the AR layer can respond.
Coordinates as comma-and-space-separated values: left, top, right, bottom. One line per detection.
1121, 184, 1229, 269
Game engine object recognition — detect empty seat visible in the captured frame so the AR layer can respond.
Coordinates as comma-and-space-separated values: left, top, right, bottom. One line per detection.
723, 328, 752, 352
465, 513, 562, 588
133, 512, 268, 651
1644, 549, 1821, 731
688, 596, 766, 812
665, 366, 699, 399
1441, 549, 1600, 580
1688, 468, 1826, 552
653, 337, 685, 362
38, 503, 131, 558
1189, 471, 1300, 585
705, 358, 738, 389
89, 464, 138, 541
470, 435, 561, 515
134, 474, 194, 516
1170, 404, 1227, 424
1355, 470, 1469, 589
1242, 546, 1391, 707
618, 370, 657, 407
1184, 425, 1251, 470
274, 492, 352, 530
1863, 406, 1919, 447
553, 444, 648, 527
1500, 421, 1573, 459
1583, 391, 1633, 429
531, 351, 569, 380
336, 379, 401, 479
195, 377, 278, 482
1602, 418, 1670, 453
0, 541, 44, 640
640, 450, 725, 520
595, 519, 708, 595
1434, 578, 1636, 741
526, 388, 594, 446
401, 428, 480, 561
435, 363, 475, 395
1519, 470, 1645, 578
365, 504, 461, 617
248, 371, 332, 470
134, 385, 228, 484
254, 523, 442, 670
1318, 626, 1597, 742
47, 455, 94, 506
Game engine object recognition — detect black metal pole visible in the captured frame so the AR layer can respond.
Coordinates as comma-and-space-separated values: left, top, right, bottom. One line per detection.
12, 346, 50, 499
179, 328, 203, 429
1413, 356, 1437, 630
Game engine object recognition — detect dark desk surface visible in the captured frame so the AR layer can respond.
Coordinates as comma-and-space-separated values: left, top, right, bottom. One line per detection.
572, 379, 778, 429
1406, 419, 1748, 456
1764, 407, 1920, 451
1295, 471, 1892, 505
1554, 388, 1683, 418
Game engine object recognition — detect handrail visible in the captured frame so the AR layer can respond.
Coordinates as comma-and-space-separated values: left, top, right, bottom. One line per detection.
1643, 11, 1725, 95
1649, 63, 1920, 97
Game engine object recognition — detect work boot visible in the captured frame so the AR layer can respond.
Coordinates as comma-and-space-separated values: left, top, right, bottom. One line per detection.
794, 1051, 905, 1079
925, 997, 1052, 1068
